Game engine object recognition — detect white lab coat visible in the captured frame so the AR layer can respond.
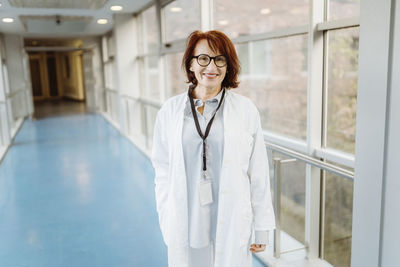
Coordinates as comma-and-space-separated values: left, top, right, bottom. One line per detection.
151, 90, 276, 267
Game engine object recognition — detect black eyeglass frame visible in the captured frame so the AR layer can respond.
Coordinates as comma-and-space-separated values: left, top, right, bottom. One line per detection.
192, 54, 228, 67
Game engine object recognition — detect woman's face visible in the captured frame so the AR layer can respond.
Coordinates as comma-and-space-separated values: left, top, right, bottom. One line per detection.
190, 39, 227, 91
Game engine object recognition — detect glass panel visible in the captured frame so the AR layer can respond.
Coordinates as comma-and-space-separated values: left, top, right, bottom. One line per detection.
214, 0, 309, 39
323, 172, 353, 267
165, 52, 188, 98
326, 27, 359, 154
142, 6, 158, 54
236, 34, 308, 140
104, 62, 114, 90
146, 105, 159, 148
144, 56, 160, 99
272, 152, 306, 246
126, 98, 145, 138
329, 0, 360, 20
162, 0, 201, 43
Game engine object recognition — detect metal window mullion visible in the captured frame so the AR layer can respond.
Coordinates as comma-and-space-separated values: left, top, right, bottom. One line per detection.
317, 17, 360, 31
159, 55, 167, 103
306, 0, 325, 261
233, 25, 309, 44
319, 0, 329, 257
160, 0, 174, 8
201, 0, 213, 31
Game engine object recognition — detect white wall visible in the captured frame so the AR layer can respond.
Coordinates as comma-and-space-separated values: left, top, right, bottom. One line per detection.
351, 0, 400, 266
0, 34, 31, 161
380, 0, 400, 265
3, 34, 32, 124
4, 35, 25, 94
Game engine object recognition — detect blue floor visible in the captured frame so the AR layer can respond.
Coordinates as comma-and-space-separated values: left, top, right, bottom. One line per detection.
0, 114, 265, 267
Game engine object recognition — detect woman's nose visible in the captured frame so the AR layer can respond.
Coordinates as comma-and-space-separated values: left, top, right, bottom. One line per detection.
206, 59, 218, 71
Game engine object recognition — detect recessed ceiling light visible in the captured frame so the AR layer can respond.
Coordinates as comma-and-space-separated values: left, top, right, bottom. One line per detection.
2, 18, 14, 23
260, 8, 271, 15
110, 5, 123, 11
218, 20, 229, 26
97, 19, 108, 24
170, 7, 182, 12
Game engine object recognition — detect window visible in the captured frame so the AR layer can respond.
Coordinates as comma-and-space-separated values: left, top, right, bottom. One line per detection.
214, 0, 309, 38
165, 52, 187, 98
236, 35, 308, 140
162, 0, 201, 43
329, 0, 360, 20
326, 27, 359, 154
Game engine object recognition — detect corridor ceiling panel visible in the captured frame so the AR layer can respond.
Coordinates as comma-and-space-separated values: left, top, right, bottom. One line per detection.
9, 0, 107, 9
20, 15, 92, 34
0, 0, 152, 36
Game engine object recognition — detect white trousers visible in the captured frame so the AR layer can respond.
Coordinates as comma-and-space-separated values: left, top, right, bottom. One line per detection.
167, 242, 214, 267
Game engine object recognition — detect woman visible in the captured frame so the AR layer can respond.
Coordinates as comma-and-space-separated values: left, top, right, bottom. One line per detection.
151, 30, 275, 267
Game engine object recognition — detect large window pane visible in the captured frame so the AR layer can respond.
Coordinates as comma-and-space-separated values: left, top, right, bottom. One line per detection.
323, 172, 353, 267
329, 0, 360, 20
165, 52, 187, 98
141, 6, 158, 54
143, 56, 160, 99
326, 27, 359, 154
162, 0, 201, 43
236, 35, 308, 140
214, 0, 309, 39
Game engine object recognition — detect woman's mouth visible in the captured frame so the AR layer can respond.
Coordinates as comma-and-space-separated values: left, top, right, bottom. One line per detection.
203, 73, 218, 78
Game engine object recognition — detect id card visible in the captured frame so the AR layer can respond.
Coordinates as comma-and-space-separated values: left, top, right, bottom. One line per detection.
199, 179, 213, 206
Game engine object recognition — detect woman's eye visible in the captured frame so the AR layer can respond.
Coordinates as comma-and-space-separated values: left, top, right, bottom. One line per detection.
199, 56, 209, 62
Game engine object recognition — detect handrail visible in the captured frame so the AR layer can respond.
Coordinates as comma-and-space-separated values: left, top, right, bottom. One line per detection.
266, 142, 354, 180
121, 94, 162, 109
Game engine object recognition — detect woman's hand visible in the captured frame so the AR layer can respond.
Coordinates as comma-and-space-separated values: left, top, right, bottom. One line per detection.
250, 244, 266, 253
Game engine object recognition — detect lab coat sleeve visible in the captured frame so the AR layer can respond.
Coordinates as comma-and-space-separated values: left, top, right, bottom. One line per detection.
151, 108, 170, 240
247, 109, 276, 232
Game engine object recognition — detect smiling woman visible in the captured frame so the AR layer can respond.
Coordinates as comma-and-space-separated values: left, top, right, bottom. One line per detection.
151, 30, 276, 267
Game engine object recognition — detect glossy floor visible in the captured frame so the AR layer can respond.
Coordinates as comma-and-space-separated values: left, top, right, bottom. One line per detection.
0, 113, 266, 267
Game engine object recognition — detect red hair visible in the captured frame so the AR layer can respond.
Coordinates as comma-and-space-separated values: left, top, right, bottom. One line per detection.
182, 30, 240, 89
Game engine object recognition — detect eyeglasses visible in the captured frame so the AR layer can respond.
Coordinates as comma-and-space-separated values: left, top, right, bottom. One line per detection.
192, 54, 227, 67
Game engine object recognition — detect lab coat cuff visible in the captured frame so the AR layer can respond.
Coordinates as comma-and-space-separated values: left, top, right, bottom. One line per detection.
255, 231, 269, 245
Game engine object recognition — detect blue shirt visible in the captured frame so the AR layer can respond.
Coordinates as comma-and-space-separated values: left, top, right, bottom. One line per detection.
182, 89, 268, 248
182, 89, 224, 248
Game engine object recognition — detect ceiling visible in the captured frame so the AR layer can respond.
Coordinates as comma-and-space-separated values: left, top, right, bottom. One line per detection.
0, 0, 152, 37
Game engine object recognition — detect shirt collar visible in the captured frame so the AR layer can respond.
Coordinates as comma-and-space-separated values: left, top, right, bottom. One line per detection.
188, 88, 225, 107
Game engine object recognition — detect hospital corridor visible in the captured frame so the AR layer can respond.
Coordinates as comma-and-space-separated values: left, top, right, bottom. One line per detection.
0, 0, 399, 267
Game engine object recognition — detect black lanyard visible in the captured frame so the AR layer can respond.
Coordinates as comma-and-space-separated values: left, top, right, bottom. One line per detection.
188, 87, 226, 175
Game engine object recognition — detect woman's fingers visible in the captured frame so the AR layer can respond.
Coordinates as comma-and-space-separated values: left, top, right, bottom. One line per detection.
249, 244, 266, 253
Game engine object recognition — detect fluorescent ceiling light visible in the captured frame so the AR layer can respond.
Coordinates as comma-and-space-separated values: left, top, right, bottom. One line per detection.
97, 19, 108, 24
170, 7, 182, 12
218, 20, 229, 26
2, 18, 14, 23
110, 5, 123, 11
260, 8, 271, 15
